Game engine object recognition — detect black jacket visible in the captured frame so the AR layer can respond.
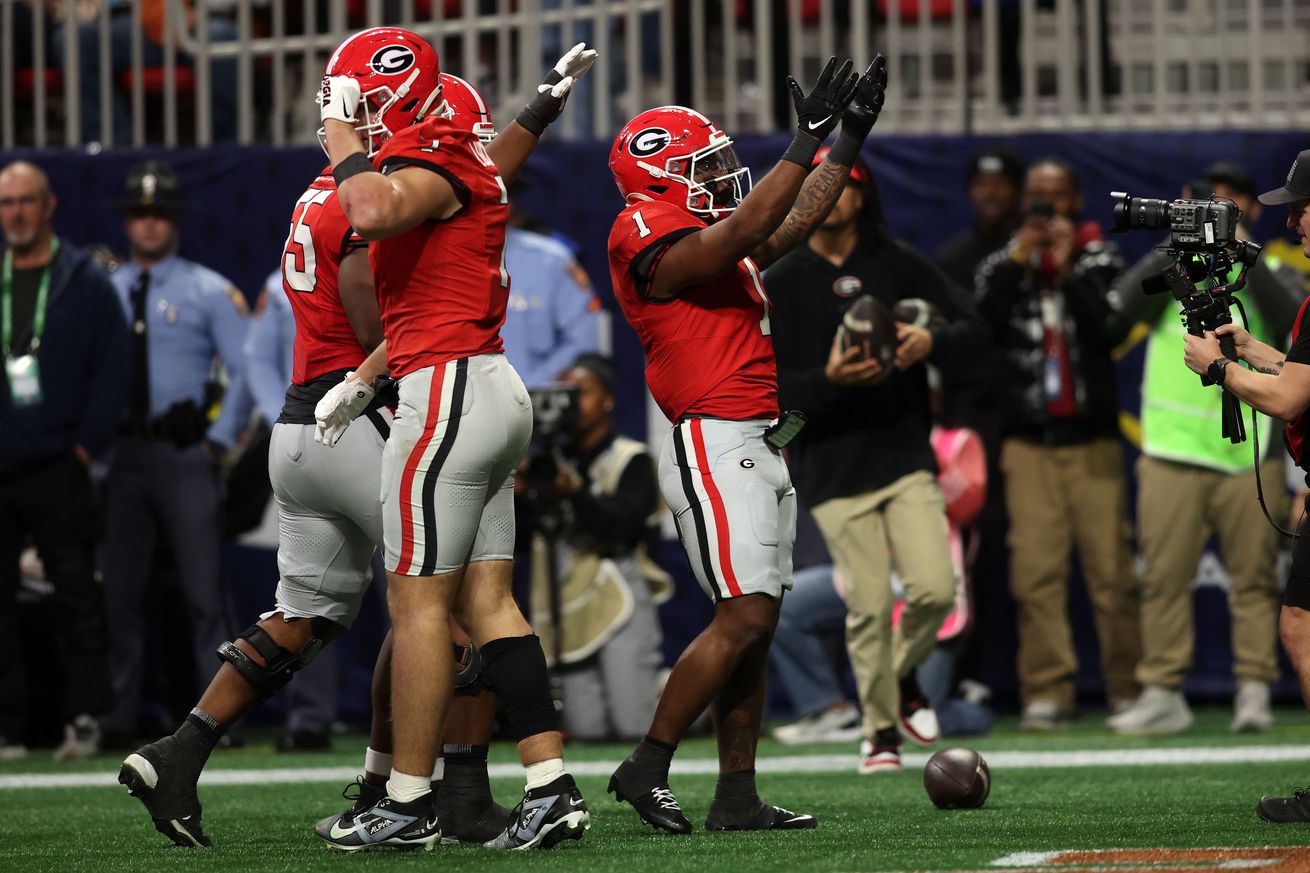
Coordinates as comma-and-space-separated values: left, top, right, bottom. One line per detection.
766, 240, 989, 506
974, 235, 1128, 443
0, 241, 132, 472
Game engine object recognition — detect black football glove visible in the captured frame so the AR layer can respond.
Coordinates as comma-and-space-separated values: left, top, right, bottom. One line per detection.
841, 55, 888, 142
785, 57, 859, 142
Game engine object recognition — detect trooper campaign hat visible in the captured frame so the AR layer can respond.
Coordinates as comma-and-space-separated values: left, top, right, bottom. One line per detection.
1258, 149, 1310, 206
114, 160, 187, 211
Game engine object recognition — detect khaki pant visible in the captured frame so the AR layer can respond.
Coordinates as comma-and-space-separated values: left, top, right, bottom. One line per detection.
812, 470, 957, 737
1001, 437, 1141, 708
1136, 455, 1284, 688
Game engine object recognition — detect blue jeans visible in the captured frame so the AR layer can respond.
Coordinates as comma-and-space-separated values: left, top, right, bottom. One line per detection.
916, 645, 995, 737
770, 565, 848, 717
52, 13, 237, 144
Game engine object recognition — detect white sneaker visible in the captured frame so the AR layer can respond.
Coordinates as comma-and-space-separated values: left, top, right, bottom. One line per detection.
1019, 699, 1067, 731
0, 737, 29, 762
1107, 686, 1193, 735
857, 731, 902, 775
53, 713, 101, 761
1231, 681, 1273, 733
772, 703, 861, 745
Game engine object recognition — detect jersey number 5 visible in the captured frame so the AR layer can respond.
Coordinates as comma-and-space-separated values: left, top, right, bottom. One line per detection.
283, 187, 333, 293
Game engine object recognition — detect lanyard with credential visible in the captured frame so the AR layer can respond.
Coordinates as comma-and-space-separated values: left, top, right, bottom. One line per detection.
1, 237, 59, 358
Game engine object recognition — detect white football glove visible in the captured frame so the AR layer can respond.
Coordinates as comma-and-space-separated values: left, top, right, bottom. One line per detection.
551, 42, 598, 85
314, 372, 374, 447
319, 75, 362, 125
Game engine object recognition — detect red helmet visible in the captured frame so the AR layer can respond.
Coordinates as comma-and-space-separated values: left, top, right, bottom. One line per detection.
321, 27, 443, 156
440, 73, 496, 144
609, 106, 751, 220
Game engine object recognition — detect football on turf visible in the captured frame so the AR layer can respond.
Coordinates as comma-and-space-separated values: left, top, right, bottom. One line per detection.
838, 295, 897, 376
923, 748, 990, 809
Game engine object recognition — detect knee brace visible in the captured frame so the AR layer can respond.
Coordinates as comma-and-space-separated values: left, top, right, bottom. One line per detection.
478, 634, 559, 740
216, 616, 342, 701
453, 642, 483, 691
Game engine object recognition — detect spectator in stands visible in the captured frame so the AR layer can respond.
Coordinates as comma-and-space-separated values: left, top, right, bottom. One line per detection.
527, 353, 669, 741
765, 152, 988, 773
244, 269, 343, 751
100, 160, 249, 741
1109, 163, 1303, 735
52, 0, 238, 144
974, 157, 1140, 730
935, 146, 1026, 291
501, 201, 605, 387
0, 160, 131, 760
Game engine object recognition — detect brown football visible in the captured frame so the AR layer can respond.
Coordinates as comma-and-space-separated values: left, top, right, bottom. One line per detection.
838, 294, 897, 377
923, 748, 990, 810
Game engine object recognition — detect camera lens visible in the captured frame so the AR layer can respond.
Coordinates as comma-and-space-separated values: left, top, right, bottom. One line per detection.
1111, 192, 1172, 233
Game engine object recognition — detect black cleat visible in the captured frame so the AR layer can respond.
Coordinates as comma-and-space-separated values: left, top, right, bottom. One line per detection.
437, 791, 513, 845
118, 737, 212, 847
314, 777, 387, 839
705, 800, 818, 831
608, 758, 692, 835
485, 774, 590, 850
1258, 787, 1310, 822
316, 791, 440, 851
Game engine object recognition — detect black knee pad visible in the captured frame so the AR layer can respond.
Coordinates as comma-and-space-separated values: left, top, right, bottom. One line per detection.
478, 634, 559, 740
216, 616, 342, 701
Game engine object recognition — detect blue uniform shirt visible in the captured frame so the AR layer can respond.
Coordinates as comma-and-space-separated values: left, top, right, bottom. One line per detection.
501, 227, 605, 386
244, 269, 296, 425
112, 254, 250, 447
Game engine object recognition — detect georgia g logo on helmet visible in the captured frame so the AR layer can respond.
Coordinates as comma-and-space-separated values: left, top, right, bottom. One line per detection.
629, 127, 672, 159
369, 45, 416, 76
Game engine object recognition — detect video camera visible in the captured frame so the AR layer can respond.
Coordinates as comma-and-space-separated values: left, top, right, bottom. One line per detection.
1110, 191, 1264, 442
520, 384, 581, 529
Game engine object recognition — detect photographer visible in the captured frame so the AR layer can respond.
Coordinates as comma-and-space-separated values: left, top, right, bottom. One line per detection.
1180, 151, 1310, 821
766, 152, 988, 772
974, 157, 1142, 730
527, 353, 670, 741
1112, 164, 1303, 737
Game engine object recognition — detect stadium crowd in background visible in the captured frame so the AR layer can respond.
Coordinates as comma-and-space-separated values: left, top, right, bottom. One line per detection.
2, 41, 1309, 802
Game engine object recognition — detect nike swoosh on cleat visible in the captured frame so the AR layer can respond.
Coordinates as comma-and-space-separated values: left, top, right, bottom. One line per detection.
570, 797, 586, 807
784, 815, 813, 823
807, 116, 832, 130
328, 820, 355, 840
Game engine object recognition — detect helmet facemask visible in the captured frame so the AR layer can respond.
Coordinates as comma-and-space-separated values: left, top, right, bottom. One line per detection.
664, 135, 752, 220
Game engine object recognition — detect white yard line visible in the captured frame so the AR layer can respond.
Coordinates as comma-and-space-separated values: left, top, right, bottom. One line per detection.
4, 744, 1310, 790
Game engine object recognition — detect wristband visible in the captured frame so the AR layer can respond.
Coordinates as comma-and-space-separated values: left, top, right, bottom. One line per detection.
825, 130, 863, 168
780, 131, 822, 168
515, 103, 551, 137
332, 152, 378, 186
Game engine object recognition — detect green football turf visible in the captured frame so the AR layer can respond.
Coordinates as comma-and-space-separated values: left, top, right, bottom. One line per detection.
5, 709, 1310, 872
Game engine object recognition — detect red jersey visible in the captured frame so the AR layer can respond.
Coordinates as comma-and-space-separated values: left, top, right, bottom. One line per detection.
608, 200, 778, 422
280, 169, 368, 383
371, 117, 510, 378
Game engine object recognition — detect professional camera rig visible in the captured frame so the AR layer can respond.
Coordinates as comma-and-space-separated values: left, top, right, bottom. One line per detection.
1111, 191, 1263, 443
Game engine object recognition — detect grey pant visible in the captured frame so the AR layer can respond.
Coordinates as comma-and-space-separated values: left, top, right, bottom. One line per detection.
102, 438, 231, 735
560, 557, 664, 741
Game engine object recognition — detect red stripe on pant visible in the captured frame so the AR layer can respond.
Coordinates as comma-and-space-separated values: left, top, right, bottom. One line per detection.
689, 417, 742, 597
394, 365, 446, 575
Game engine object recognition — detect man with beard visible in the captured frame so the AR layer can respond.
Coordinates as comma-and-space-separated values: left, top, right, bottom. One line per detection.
0, 161, 130, 761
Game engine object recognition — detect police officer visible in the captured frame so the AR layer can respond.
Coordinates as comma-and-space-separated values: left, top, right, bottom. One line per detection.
0, 160, 130, 761
101, 160, 251, 739
500, 203, 606, 386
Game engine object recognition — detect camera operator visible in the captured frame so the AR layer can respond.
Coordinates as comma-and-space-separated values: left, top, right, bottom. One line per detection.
527, 353, 670, 741
974, 157, 1142, 730
1179, 150, 1310, 821
1111, 163, 1303, 737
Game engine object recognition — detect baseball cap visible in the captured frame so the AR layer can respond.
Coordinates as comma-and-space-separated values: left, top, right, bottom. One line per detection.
812, 146, 870, 184
1258, 149, 1310, 206
967, 146, 1024, 189
1202, 161, 1256, 200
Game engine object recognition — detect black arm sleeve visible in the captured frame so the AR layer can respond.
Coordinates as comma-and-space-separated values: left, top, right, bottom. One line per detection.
568, 452, 658, 549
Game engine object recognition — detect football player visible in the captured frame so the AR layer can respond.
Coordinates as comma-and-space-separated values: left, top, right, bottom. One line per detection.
603, 55, 887, 833
312, 27, 592, 851
117, 34, 593, 850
